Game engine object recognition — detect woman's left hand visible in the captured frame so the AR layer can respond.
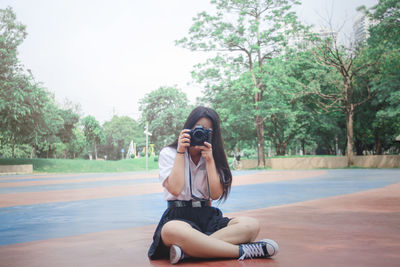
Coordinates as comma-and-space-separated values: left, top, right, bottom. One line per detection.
199, 142, 213, 162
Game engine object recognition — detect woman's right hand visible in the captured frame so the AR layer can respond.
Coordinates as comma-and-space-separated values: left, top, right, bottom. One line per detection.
177, 129, 191, 153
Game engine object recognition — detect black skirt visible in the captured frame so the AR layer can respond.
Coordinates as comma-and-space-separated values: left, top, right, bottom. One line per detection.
148, 205, 231, 260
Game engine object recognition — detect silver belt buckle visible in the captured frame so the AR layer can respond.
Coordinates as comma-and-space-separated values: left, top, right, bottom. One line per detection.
192, 201, 202, 208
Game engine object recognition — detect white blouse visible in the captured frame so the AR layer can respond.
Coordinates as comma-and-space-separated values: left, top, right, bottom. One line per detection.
158, 146, 210, 201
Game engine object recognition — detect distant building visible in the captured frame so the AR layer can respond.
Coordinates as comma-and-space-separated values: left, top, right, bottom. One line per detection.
289, 27, 338, 50
313, 28, 338, 42
353, 14, 373, 44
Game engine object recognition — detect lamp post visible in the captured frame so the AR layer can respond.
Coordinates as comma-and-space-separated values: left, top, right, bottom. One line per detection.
144, 122, 152, 171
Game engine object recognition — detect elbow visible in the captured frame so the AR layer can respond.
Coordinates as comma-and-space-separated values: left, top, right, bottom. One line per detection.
211, 195, 220, 201
165, 178, 184, 196
169, 187, 183, 197
210, 189, 223, 200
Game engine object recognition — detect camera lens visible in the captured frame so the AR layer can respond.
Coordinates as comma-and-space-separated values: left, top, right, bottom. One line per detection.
193, 130, 205, 141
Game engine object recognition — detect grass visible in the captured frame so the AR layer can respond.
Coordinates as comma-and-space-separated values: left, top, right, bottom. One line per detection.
228, 155, 338, 162
0, 157, 158, 173
267, 155, 338, 158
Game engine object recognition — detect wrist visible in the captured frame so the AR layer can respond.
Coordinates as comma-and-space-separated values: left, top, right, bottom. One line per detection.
176, 148, 186, 154
205, 155, 214, 164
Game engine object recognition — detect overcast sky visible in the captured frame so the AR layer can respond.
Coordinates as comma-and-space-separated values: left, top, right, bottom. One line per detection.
1, 0, 377, 123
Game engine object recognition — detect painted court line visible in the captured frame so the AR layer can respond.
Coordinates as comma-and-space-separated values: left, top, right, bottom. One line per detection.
0, 170, 324, 208
0, 183, 163, 208
1, 169, 399, 246
0, 170, 320, 192
0, 169, 257, 183
0, 171, 159, 181
0, 177, 159, 193
1, 182, 399, 267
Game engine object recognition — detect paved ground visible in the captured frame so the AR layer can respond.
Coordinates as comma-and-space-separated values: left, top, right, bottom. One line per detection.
0, 169, 399, 266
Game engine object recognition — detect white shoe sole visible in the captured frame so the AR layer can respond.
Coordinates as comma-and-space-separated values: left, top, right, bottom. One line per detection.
170, 245, 182, 264
260, 239, 279, 257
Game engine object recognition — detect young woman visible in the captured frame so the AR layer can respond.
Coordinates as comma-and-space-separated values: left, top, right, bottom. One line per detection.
148, 106, 278, 264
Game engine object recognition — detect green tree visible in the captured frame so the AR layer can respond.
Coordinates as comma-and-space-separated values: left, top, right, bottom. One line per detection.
287, 49, 349, 156
177, 0, 307, 166
139, 86, 191, 151
359, 0, 399, 50
308, 109, 346, 155
102, 115, 144, 160
357, 0, 400, 154
81, 115, 105, 160
0, 7, 29, 157
56, 101, 81, 144
0, 72, 60, 158
261, 54, 314, 155
67, 127, 86, 159
202, 52, 316, 156
304, 37, 377, 165
0, 7, 64, 159
0, 7, 26, 76
201, 74, 256, 153
32, 93, 64, 158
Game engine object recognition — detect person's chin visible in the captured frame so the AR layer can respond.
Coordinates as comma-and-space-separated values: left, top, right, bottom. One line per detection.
190, 146, 202, 152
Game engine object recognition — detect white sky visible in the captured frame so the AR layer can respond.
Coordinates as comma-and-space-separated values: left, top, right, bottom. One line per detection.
1, 0, 377, 123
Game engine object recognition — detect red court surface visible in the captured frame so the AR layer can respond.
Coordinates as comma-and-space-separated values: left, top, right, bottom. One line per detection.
0, 169, 399, 266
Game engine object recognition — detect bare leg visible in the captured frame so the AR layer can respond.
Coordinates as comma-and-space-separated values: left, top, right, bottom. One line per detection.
210, 217, 260, 244
161, 220, 239, 258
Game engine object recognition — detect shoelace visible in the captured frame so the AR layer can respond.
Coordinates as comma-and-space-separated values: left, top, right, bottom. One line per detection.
238, 243, 265, 260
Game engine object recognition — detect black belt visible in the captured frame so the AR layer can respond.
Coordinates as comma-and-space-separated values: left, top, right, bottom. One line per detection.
168, 200, 210, 208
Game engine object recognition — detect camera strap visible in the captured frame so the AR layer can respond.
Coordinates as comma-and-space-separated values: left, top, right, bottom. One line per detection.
188, 158, 211, 201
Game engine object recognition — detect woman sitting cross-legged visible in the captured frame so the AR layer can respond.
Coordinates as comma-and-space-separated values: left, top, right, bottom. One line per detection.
148, 106, 279, 264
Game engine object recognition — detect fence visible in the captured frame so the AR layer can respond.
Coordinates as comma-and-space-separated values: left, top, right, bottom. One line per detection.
239, 155, 400, 169
0, 164, 33, 174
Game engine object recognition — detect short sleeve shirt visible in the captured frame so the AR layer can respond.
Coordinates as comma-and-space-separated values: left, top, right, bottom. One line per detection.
158, 146, 209, 201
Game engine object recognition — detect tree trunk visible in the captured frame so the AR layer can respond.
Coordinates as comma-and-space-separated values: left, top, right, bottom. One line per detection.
256, 115, 265, 167
254, 14, 265, 168
94, 143, 98, 160
11, 142, 15, 158
276, 145, 286, 156
375, 134, 382, 155
345, 106, 355, 166
30, 146, 35, 159
355, 138, 364, 155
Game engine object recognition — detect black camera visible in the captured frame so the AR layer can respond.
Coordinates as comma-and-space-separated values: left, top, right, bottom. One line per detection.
189, 125, 212, 146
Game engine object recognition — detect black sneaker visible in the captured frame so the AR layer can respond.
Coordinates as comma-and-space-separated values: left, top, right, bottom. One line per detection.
170, 244, 185, 264
238, 239, 279, 260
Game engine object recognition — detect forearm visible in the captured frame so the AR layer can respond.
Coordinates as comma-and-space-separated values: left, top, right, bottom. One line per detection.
165, 153, 186, 196
206, 158, 223, 200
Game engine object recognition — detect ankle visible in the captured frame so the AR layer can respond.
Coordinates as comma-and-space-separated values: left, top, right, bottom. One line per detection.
238, 239, 279, 260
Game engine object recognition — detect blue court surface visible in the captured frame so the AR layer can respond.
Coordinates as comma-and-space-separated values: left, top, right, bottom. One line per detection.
1, 169, 399, 246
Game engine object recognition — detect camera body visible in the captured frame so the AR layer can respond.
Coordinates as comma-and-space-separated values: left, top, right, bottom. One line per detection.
189, 125, 212, 146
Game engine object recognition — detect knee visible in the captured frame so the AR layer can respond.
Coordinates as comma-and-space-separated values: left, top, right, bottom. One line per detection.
161, 220, 189, 246
232, 217, 260, 241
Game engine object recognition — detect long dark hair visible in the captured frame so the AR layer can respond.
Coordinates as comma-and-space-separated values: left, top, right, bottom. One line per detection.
169, 106, 232, 201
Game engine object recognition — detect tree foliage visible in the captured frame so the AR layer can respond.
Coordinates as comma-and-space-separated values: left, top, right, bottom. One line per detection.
1, 3, 399, 161
102, 115, 144, 160
202, 53, 315, 156
81, 115, 105, 160
178, 0, 308, 166
0, 7, 67, 158
355, 0, 400, 154
139, 86, 192, 151
0, 7, 26, 76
